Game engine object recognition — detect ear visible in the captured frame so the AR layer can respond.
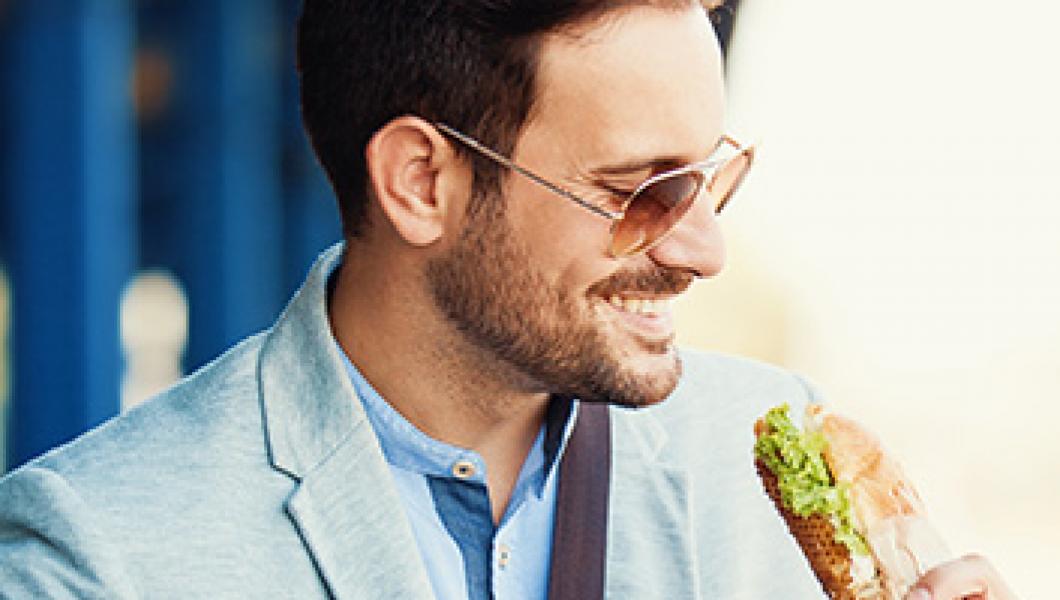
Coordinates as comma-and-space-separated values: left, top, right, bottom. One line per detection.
365, 116, 465, 247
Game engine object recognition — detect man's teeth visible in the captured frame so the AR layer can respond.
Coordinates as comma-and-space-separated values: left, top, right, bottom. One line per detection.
606, 295, 669, 315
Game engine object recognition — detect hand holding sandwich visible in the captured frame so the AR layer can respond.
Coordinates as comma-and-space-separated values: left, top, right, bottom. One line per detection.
905, 554, 1017, 600
754, 404, 1019, 600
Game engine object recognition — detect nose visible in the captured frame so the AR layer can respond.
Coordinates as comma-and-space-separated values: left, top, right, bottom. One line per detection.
645, 191, 726, 277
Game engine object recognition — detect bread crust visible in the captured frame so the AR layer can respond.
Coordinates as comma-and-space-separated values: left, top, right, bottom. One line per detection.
755, 459, 873, 599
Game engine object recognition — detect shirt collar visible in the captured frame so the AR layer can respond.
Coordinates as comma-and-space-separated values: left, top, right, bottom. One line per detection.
334, 341, 577, 498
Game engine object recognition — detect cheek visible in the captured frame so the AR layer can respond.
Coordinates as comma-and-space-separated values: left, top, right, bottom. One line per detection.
531, 233, 617, 305
507, 177, 612, 253
505, 184, 616, 286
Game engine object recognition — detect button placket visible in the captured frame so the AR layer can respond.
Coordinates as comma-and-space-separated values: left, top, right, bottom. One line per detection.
496, 543, 512, 570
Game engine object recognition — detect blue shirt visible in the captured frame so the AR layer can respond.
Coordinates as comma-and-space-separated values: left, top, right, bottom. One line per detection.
336, 347, 576, 600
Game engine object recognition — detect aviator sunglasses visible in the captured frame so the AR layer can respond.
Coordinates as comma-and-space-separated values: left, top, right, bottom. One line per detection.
434, 122, 755, 257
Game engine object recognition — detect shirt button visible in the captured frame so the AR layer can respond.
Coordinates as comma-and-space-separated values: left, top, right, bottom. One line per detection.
452, 460, 476, 479
497, 544, 512, 569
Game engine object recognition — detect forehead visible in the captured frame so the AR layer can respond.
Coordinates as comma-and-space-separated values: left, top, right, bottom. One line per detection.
527, 5, 725, 166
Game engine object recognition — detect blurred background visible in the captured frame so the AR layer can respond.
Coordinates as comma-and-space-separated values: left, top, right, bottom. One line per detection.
1, 0, 1056, 597
676, 0, 1060, 596
0, 0, 340, 467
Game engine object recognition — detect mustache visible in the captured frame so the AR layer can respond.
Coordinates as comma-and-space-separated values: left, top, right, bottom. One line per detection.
587, 265, 695, 298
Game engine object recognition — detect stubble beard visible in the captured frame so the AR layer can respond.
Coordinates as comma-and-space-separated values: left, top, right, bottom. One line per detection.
424, 194, 688, 408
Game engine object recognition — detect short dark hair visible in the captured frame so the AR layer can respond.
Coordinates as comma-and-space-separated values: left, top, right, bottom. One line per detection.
297, 0, 711, 237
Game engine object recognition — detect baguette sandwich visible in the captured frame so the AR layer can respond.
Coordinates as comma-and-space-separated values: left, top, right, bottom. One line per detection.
753, 404, 951, 599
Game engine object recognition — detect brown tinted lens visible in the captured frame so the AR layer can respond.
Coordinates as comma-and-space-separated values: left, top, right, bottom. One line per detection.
610, 172, 702, 257
707, 152, 751, 214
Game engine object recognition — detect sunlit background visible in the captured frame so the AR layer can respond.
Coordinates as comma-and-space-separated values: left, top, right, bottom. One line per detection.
1, 1, 1056, 597
677, 1, 1060, 597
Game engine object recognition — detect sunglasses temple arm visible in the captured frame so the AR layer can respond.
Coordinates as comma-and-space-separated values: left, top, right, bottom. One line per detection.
435, 123, 619, 221
506, 163, 619, 220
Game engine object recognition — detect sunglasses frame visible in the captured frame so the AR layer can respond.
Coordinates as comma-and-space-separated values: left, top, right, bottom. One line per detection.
433, 122, 753, 256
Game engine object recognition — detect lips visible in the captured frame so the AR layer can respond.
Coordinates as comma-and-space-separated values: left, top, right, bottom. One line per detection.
597, 293, 677, 347
589, 265, 692, 342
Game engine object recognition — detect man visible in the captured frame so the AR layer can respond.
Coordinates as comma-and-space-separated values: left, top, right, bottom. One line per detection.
0, 1, 1016, 599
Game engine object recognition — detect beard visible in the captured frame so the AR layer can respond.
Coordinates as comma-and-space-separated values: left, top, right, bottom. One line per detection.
424, 194, 694, 408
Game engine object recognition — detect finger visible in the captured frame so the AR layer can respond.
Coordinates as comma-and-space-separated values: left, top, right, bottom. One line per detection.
908, 554, 1018, 600
909, 592, 986, 600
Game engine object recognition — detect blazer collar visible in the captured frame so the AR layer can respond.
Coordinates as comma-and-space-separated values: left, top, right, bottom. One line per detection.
258, 242, 434, 600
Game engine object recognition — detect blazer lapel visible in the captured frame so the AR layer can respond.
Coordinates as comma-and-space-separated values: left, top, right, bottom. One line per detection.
606, 409, 700, 599
284, 423, 434, 600
258, 244, 433, 600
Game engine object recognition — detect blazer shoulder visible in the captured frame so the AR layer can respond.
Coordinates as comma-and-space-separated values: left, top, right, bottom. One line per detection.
0, 466, 137, 599
12, 331, 272, 503
671, 348, 820, 411
638, 348, 823, 451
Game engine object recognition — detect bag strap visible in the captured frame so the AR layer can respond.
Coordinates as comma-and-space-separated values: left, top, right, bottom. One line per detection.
547, 402, 612, 600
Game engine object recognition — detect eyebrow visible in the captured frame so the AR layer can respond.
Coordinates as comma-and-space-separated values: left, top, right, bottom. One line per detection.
589, 156, 685, 177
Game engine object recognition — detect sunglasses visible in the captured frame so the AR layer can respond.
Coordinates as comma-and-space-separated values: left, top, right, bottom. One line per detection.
434, 122, 754, 257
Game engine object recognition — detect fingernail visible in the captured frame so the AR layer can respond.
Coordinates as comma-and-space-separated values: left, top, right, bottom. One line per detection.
906, 588, 931, 600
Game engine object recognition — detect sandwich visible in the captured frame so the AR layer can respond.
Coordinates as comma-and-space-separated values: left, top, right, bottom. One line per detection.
753, 404, 951, 600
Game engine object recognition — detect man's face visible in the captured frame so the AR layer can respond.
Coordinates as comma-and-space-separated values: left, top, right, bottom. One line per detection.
427, 5, 727, 407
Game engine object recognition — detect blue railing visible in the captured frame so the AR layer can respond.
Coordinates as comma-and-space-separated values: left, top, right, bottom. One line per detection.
0, 0, 340, 470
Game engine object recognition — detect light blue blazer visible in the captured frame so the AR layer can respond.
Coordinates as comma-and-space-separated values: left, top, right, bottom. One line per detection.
0, 244, 824, 599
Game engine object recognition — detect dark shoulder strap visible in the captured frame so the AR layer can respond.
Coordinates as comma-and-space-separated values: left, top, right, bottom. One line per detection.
547, 402, 612, 600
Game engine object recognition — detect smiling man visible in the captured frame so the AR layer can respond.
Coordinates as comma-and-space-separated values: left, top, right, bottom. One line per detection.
0, 1, 1016, 599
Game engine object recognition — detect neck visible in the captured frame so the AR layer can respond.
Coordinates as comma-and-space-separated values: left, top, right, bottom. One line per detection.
329, 242, 550, 522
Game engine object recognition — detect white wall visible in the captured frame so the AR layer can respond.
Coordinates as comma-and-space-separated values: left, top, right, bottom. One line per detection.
677, 2, 1060, 597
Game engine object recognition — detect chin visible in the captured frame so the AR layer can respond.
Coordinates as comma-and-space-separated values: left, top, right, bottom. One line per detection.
586, 347, 683, 409
633, 352, 683, 407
